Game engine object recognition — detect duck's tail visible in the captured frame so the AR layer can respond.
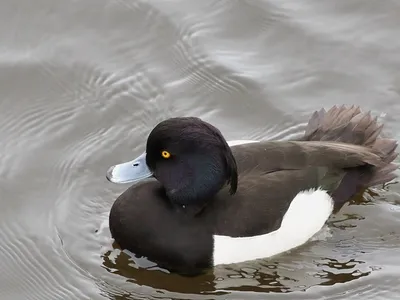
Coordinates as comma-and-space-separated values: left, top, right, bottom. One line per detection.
303, 105, 398, 190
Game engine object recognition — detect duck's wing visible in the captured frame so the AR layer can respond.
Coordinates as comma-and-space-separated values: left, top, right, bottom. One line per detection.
212, 140, 387, 238
211, 151, 385, 266
231, 140, 384, 174
213, 164, 343, 236
211, 167, 337, 265
212, 106, 398, 266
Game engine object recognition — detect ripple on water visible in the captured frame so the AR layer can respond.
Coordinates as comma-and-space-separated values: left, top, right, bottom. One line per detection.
0, 218, 100, 300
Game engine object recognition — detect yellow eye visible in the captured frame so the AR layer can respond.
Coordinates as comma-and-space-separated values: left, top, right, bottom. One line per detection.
161, 150, 171, 159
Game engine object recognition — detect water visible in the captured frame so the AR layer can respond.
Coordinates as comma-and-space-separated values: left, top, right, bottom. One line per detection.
0, 0, 399, 299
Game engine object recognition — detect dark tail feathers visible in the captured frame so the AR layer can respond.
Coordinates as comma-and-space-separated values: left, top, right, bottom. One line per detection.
303, 105, 398, 188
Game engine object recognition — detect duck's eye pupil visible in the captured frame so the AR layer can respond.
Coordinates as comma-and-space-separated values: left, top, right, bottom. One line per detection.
161, 151, 171, 159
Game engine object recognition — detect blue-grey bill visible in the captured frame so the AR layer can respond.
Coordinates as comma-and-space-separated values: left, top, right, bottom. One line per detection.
106, 152, 153, 184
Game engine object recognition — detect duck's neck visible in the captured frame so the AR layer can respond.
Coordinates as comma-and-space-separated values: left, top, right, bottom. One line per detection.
164, 153, 227, 212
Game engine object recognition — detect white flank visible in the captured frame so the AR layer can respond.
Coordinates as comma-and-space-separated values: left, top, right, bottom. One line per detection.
212, 189, 334, 265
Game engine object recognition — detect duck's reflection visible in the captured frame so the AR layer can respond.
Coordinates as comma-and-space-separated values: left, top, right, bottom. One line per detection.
102, 241, 218, 294
315, 258, 370, 286
101, 240, 371, 296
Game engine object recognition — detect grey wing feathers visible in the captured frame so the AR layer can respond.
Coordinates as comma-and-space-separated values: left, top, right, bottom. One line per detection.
232, 141, 384, 174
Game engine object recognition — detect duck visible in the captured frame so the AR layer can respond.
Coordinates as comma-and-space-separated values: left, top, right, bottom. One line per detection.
106, 105, 398, 276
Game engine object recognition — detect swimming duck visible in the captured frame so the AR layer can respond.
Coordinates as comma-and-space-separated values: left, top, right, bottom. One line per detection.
106, 105, 398, 276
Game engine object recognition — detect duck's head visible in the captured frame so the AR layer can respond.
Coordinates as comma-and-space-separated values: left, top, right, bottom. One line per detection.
106, 117, 238, 208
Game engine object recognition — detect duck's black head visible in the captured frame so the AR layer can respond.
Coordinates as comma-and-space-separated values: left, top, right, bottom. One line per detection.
106, 117, 238, 210
145, 117, 237, 207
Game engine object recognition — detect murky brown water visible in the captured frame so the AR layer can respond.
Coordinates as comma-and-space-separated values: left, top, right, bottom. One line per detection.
1, 0, 400, 299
